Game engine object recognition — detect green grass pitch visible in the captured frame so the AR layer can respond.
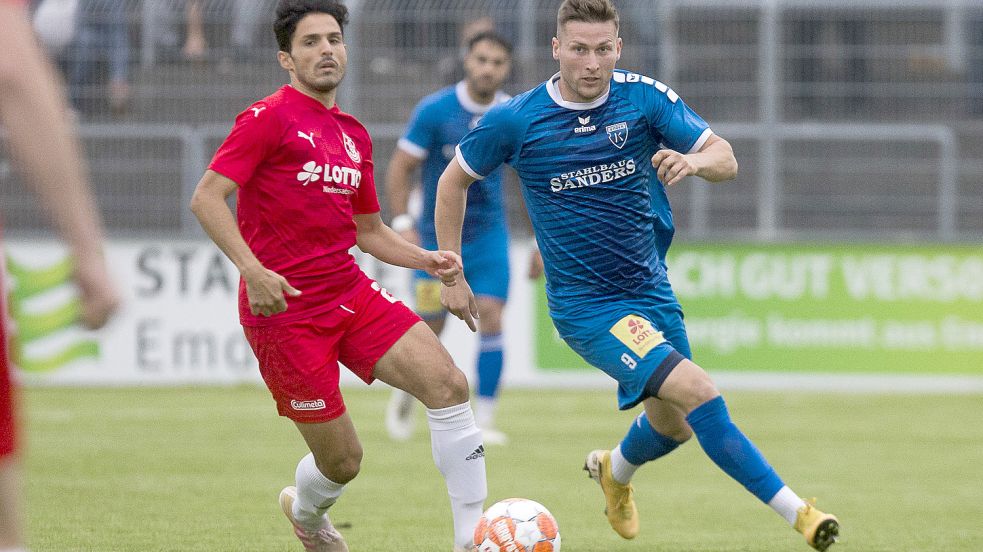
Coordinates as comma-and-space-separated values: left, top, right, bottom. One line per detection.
21, 386, 983, 551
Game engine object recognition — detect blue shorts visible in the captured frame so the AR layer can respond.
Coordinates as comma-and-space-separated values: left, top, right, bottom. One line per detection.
416, 227, 510, 319
551, 277, 692, 410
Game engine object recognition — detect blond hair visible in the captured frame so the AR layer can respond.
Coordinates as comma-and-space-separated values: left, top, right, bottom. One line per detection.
556, 0, 620, 35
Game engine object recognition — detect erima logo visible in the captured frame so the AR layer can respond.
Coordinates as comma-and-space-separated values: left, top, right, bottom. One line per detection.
574, 114, 597, 134
465, 445, 485, 461
291, 399, 326, 411
250, 106, 266, 117
296, 161, 362, 189
549, 159, 636, 192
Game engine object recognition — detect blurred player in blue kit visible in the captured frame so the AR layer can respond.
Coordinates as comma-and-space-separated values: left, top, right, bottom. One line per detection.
384, 30, 543, 446
435, 0, 841, 550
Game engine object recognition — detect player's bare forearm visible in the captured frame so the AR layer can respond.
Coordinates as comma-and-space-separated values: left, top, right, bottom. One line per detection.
354, 212, 432, 270
189, 171, 264, 278
690, 135, 738, 182
0, 3, 106, 260
385, 148, 422, 217
652, 134, 738, 187
434, 159, 476, 254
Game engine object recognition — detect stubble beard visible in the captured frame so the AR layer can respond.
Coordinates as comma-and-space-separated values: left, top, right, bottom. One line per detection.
301, 69, 345, 94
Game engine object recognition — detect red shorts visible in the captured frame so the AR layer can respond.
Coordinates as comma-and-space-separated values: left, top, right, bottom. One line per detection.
1, 314, 16, 459
243, 279, 421, 423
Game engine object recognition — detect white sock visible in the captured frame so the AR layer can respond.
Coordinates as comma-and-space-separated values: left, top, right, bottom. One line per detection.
0, 548, 29, 552
473, 395, 496, 429
609, 445, 640, 485
427, 402, 488, 548
293, 452, 346, 531
767, 485, 807, 526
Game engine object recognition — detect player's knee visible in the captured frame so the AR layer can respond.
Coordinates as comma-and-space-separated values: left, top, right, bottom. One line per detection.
666, 426, 693, 443
317, 448, 362, 484
424, 365, 470, 408
686, 376, 720, 412
477, 303, 504, 334
671, 362, 720, 412
648, 412, 694, 443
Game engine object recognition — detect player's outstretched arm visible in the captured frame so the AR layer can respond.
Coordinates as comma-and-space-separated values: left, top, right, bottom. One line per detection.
434, 158, 480, 331
651, 134, 738, 187
0, 2, 119, 329
353, 212, 461, 282
190, 170, 300, 316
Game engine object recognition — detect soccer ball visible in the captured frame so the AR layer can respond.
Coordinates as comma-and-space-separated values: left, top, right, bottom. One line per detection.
473, 498, 561, 552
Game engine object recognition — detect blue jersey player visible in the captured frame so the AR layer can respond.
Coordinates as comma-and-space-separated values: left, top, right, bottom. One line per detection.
435, 1, 841, 550
384, 30, 542, 446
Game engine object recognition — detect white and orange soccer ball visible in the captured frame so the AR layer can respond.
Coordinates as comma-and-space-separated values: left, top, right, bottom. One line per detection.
473, 498, 561, 552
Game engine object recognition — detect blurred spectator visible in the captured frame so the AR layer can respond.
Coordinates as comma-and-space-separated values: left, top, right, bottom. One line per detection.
968, 10, 983, 117
181, 0, 206, 61
622, 0, 662, 76
788, 14, 870, 119
438, 16, 497, 84
66, 0, 131, 115
146, 0, 275, 64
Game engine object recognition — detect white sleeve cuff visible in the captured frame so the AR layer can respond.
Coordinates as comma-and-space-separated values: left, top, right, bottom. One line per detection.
687, 128, 714, 154
397, 138, 428, 160
454, 145, 485, 180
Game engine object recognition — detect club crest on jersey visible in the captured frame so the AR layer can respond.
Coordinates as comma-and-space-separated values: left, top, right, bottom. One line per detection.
342, 132, 361, 163
606, 122, 629, 149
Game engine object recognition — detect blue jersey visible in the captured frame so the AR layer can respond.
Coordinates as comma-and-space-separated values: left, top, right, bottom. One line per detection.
456, 70, 712, 314
398, 81, 511, 243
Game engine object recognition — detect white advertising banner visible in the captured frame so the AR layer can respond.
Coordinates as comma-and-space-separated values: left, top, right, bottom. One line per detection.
5, 239, 602, 388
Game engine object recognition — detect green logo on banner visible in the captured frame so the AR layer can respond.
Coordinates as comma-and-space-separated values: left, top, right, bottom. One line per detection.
5, 254, 100, 372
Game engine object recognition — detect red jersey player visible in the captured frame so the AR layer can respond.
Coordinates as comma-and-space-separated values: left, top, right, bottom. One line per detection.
1, 1, 120, 550
189, 2, 486, 551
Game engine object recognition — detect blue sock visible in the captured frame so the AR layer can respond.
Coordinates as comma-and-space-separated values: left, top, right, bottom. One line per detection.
685, 396, 785, 503
619, 412, 682, 465
476, 333, 504, 398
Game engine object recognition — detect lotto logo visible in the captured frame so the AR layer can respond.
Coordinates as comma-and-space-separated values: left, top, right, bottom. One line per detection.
609, 314, 665, 358
296, 161, 322, 185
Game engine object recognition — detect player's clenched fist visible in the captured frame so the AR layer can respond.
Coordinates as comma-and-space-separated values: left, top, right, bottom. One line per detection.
651, 148, 697, 187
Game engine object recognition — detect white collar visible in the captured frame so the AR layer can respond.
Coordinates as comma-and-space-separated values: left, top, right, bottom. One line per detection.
546, 72, 609, 111
455, 81, 507, 114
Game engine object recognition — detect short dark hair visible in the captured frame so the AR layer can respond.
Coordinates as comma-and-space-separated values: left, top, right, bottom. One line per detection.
556, 0, 620, 35
274, 0, 349, 52
466, 30, 513, 57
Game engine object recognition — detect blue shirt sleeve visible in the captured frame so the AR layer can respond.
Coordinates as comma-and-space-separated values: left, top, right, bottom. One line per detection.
644, 83, 711, 153
455, 102, 524, 179
399, 100, 437, 159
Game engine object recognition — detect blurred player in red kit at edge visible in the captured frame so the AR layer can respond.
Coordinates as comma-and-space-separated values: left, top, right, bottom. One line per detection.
1, 1, 121, 551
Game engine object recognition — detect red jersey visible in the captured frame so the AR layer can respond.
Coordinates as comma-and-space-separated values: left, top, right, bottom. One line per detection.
209, 85, 380, 326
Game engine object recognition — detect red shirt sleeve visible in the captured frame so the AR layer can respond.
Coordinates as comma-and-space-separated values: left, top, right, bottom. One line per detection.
350, 131, 380, 215
208, 103, 282, 186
